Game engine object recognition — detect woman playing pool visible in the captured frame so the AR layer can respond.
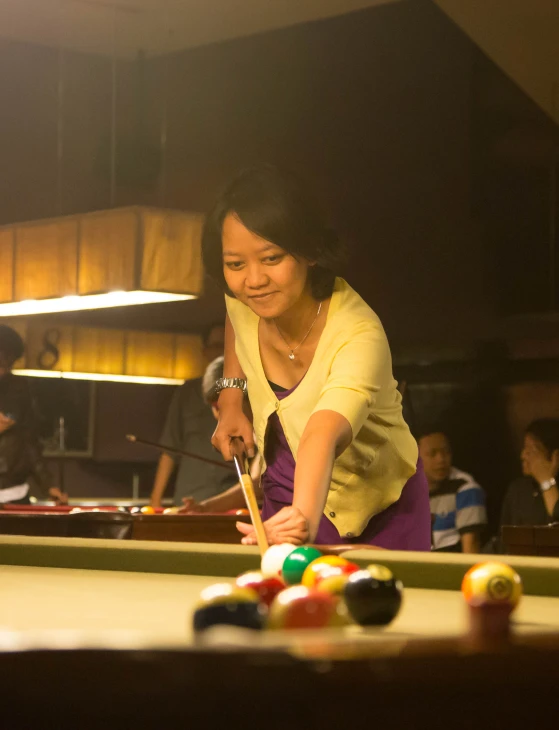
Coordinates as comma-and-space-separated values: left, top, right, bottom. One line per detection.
201, 165, 431, 549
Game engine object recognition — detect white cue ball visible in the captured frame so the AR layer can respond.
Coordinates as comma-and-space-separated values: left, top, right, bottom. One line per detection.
261, 544, 297, 578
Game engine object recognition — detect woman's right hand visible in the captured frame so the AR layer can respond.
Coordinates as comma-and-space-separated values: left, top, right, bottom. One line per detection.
211, 391, 255, 460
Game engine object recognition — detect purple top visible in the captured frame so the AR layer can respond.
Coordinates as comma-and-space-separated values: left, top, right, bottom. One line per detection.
261, 381, 431, 550
260, 380, 298, 505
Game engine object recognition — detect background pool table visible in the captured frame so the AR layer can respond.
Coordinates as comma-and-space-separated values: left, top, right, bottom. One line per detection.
0, 507, 250, 542
1, 536, 558, 729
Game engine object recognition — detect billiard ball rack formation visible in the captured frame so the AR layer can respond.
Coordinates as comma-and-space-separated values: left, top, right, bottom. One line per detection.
193, 545, 528, 654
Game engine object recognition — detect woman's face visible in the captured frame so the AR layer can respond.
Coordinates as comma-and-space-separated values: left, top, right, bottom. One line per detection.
521, 433, 552, 478
222, 213, 313, 319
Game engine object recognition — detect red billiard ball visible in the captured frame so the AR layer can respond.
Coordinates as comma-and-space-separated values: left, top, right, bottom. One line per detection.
235, 571, 285, 606
268, 586, 349, 630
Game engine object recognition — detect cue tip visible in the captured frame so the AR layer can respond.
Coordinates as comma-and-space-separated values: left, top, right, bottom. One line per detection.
126, 434, 137, 442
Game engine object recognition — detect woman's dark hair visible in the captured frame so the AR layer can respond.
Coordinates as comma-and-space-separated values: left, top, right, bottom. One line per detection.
202, 165, 344, 300
0, 325, 24, 366
526, 418, 559, 459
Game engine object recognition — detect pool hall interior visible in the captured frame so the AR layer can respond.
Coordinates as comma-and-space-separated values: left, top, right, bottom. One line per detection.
0, 1, 558, 727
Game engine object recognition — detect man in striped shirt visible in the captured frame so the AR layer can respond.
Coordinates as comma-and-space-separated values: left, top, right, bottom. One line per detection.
418, 429, 487, 553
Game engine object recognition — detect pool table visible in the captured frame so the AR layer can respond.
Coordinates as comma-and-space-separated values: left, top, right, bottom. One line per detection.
0, 536, 558, 729
0, 506, 251, 543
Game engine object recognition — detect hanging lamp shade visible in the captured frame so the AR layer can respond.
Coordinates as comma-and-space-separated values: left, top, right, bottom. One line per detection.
8, 319, 204, 385
0, 206, 204, 316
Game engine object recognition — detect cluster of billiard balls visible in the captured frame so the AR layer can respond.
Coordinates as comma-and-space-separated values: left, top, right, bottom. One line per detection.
69, 506, 156, 515
193, 543, 404, 634
121, 506, 156, 515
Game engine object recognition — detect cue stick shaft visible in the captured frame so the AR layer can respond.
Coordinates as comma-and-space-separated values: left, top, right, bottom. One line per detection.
230, 437, 269, 556
126, 434, 234, 470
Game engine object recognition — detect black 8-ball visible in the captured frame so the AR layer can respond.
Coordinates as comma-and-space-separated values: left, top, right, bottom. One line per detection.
343, 564, 403, 626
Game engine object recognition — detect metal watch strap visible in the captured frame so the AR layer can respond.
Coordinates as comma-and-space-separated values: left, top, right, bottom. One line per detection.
215, 377, 247, 396
540, 477, 557, 492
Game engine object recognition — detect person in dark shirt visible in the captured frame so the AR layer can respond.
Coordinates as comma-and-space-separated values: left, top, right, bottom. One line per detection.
179, 355, 261, 514
0, 326, 66, 504
500, 418, 559, 528
149, 324, 235, 508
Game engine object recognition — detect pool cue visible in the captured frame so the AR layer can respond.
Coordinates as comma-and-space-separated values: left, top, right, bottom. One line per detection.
126, 434, 234, 470
230, 437, 268, 556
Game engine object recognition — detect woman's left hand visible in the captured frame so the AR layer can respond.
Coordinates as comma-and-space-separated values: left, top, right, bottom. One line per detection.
237, 506, 310, 546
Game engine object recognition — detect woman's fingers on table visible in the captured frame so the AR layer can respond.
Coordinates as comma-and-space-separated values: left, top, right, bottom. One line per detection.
236, 506, 309, 545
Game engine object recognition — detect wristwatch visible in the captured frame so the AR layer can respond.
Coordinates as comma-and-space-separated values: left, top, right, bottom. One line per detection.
540, 477, 557, 492
215, 377, 247, 396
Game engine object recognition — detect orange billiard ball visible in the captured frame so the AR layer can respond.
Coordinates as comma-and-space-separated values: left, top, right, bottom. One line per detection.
461, 562, 522, 609
140, 505, 155, 515
301, 556, 352, 588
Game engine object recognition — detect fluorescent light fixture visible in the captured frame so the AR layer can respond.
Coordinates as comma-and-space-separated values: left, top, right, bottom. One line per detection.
0, 291, 194, 317
13, 369, 183, 386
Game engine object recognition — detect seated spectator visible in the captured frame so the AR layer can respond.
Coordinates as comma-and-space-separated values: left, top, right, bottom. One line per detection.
0, 325, 67, 505
500, 418, 559, 528
418, 428, 487, 553
149, 324, 232, 509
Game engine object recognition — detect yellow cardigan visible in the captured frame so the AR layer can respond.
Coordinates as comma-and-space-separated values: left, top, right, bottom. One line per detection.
225, 277, 418, 537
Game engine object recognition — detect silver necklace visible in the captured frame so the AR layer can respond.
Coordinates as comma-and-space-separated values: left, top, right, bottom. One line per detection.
274, 301, 322, 361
